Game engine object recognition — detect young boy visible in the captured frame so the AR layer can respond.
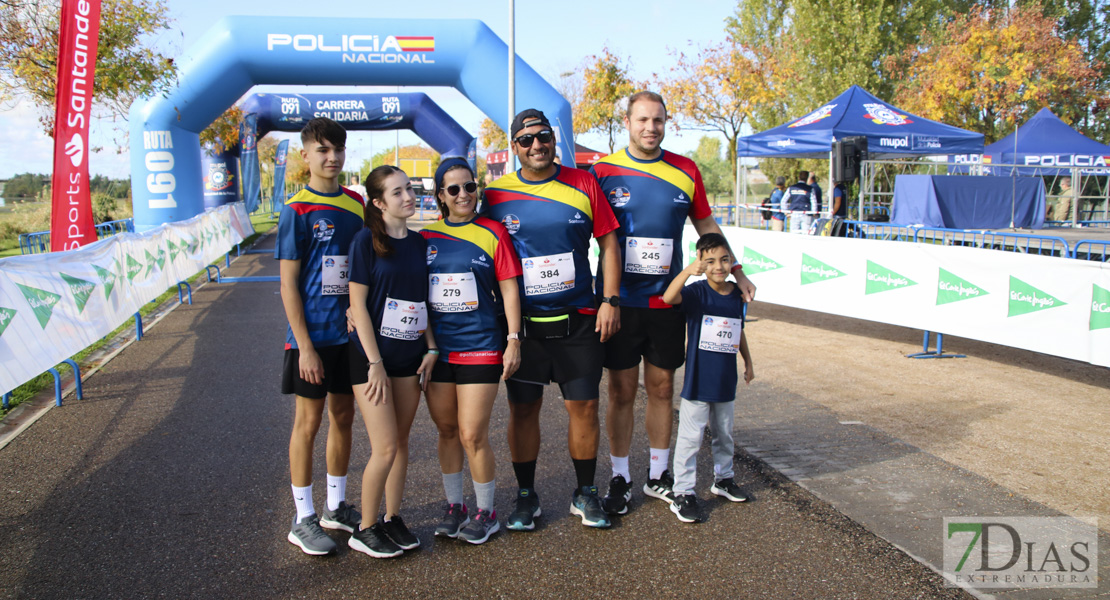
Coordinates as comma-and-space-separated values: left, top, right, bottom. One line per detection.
661, 233, 755, 523
276, 117, 367, 554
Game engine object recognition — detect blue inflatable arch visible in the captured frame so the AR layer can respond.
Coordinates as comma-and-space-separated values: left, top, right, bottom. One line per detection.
128, 17, 574, 231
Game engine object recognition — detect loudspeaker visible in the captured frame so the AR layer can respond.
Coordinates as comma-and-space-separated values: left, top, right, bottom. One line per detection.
834, 136, 868, 182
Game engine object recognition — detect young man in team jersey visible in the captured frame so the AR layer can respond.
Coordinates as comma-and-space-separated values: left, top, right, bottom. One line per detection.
483, 109, 622, 530
589, 91, 756, 516
276, 117, 366, 555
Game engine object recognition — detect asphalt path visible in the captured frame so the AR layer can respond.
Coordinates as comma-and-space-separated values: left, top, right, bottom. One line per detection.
0, 241, 971, 599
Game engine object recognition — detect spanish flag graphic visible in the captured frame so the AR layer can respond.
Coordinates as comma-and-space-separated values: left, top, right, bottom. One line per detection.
395, 36, 435, 52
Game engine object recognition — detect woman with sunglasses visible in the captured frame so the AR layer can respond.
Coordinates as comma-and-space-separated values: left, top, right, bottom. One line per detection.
346, 165, 438, 558
420, 157, 523, 545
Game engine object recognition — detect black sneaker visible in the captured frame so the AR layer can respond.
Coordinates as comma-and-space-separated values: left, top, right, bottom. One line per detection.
506, 488, 541, 531
570, 486, 612, 528
670, 493, 702, 523
380, 515, 420, 550
434, 503, 470, 538
711, 478, 750, 502
602, 474, 632, 515
643, 469, 676, 505
348, 523, 403, 558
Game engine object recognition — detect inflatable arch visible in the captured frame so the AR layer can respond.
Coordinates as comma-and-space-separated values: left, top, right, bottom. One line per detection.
128, 17, 574, 232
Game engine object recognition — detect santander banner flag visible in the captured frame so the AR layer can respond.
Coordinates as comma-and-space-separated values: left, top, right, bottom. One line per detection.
49, 0, 102, 252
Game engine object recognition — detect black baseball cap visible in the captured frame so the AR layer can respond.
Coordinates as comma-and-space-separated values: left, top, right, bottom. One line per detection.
510, 108, 552, 140
433, 157, 473, 197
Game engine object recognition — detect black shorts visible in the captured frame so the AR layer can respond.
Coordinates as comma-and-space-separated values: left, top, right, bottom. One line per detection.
603, 306, 686, 371
281, 343, 354, 399
430, 360, 504, 385
349, 345, 422, 382
507, 311, 603, 402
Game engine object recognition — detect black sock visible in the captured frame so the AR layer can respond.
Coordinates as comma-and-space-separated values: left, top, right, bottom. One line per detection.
572, 458, 596, 489
512, 460, 537, 490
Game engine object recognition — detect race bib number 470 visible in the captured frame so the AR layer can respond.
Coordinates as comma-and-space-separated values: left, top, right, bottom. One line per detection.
521, 252, 575, 297
698, 314, 741, 353
381, 298, 427, 340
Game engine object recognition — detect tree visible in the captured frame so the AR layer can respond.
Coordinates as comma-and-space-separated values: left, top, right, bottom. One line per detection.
286, 143, 309, 185
576, 47, 636, 153
199, 105, 245, 155
685, 136, 732, 197
886, 3, 1104, 143
1038, 0, 1110, 138
659, 41, 776, 182
3, 172, 48, 198
0, 0, 178, 135
478, 117, 507, 152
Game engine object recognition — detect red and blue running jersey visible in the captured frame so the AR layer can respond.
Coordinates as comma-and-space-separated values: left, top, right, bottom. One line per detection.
275, 186, 365, 349
482, 166, 619, 313
420, 217, 522, 365
679, 280, 747, 403
590, 149, 712, 308
347, 228, 429, 370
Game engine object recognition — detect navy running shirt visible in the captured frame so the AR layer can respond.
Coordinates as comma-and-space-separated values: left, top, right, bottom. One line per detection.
679, 280, 746, 403
347, 228, 429, 370
274, 186, 366, 349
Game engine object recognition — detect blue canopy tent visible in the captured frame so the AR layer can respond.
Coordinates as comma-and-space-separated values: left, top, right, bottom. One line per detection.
975, 108, 1110, 176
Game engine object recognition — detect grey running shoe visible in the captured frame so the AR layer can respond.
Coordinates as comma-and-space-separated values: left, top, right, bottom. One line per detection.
570, 486, 612, 528
348, 523, 403, 558
287, 514, 337, 555
506, 488, 541, 531
670, 493, 702, 523
380, 515, 420, 550
434, 503, 470, 538
643, 469, 676, 505
602, 474, 632, 515
711, 478, 750, 503
319, 501, 362, 533
458, 508, 500, 545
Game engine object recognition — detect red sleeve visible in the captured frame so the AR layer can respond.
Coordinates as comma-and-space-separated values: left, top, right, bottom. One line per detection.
492, 224, 522, 280
688, 165, 711, 220
585, 174, 619, 239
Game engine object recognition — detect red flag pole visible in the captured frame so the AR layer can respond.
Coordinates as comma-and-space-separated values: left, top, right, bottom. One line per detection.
48, 0, 102, 252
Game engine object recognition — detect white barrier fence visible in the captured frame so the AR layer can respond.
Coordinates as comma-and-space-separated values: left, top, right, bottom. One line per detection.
703, 226, 1110, 368
0, 204, 253, 393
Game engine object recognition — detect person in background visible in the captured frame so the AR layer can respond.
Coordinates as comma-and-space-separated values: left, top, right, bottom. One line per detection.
783, 170, 817, 234
769, 176, 787, 232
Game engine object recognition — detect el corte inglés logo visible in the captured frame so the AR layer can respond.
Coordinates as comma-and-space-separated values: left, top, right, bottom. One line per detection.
742, 247, 782, 275
865, 260, 917, 295
1008, 276, 1066, 317
16, 283, 61, 329
60, 273, 96, 313
800, 254, 846, 285
0, 307, 17, 338
936, 269, 988, 305
1090, 284, 1110, 331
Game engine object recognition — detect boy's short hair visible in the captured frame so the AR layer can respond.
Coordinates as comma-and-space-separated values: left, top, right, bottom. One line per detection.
796, 170, 809, 182
696, 232, 732, 256
300, 117, 346, 148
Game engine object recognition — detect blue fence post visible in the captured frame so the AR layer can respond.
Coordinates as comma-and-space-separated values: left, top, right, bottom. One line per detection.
135, 312, 143, 341
906, 331, 966, 359
45, 359, 81, 406
2, 392, 10, 410
177, 281, 193, 304
205, 265, 221, 283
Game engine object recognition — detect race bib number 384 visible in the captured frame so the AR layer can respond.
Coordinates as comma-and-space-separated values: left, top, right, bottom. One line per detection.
522, 252, 575, 297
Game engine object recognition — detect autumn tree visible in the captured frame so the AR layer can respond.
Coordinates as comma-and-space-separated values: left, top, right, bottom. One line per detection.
886, 3, 1103, 143
286, 143, 309, 185
685, 136, 732, 198
576, 47, 635, 153
0, 0, 178, 135
199, 106, 245, 155
478, 117, 507, 152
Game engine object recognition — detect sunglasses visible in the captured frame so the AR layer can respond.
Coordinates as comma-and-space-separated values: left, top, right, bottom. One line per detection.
444, 181, 478, 196
513, 130, 554, 148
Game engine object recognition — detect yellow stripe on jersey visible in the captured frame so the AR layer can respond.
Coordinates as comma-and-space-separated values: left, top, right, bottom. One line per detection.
485, 171, 593, 219
593, 149, 698, 199
288, 188, 365, 219
422, 219, 499, 258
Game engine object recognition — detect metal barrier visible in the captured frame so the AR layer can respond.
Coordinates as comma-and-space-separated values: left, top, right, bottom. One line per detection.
95, 218, 134, 238
19, 218, 134, 255
841, 221, 918, 242
1073, 240, 1110, 262
914, 228, 1070, 258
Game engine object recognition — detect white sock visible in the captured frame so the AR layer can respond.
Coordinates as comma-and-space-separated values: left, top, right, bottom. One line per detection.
442, 471, 465, 506
326, 474, 346, 511
474, 479, 496, 512
610, 455, 631, 482
649, 448, 670, 480
292, 484, 315, 521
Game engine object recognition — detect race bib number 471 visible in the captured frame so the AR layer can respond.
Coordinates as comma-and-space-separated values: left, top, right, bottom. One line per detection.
381, 298, 427, 340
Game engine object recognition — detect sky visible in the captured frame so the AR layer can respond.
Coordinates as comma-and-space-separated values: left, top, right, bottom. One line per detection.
0, 0, 742, 180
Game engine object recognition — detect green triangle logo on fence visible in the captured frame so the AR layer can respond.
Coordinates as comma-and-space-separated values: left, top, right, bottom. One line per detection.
93, 265, 117, 299
742, 248, 783, 275
16, 283, 61, 329
800, 254, 846, 285
1008, 276, 1066, 317
1091, 285, 1110, 331
167, 239, 180, 262
126, 255, 143, 281
156, 247, 166, 270
144, 250, 158, 277
0, 307, 16, 338
865, 260, 917, 295
60, 273, 97, 313
936, 268, 989, 305
185, 235, 198, 254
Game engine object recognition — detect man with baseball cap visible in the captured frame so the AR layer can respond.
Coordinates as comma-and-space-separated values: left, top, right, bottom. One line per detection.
482, 108, 622, 530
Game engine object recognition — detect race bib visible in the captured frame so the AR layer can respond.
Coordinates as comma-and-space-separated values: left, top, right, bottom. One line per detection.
698, 314, 741, 354
322, 255, 349, 295
429, 272, 479, 313
624, 237, 673, 275
380, 298, 427, 340
521, 252, 575, 297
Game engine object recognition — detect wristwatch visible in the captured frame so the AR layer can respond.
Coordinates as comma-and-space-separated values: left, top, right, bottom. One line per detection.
506, 332, 520, 341
600, 295, 621, 307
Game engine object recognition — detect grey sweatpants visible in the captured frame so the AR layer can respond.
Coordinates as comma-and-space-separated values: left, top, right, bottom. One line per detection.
672, 398, 736, 496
